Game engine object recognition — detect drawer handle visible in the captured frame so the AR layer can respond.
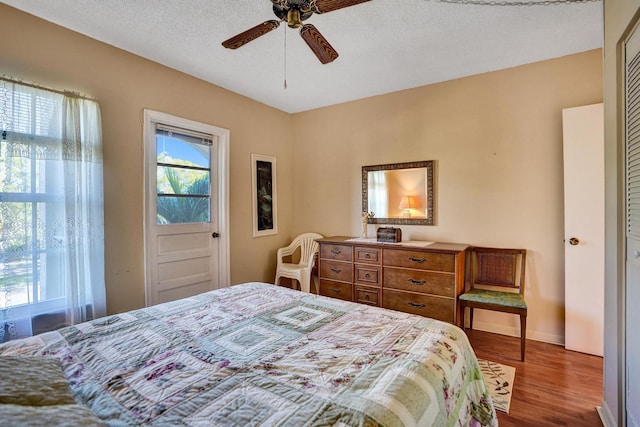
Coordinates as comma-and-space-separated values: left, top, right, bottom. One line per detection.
331, 268, 342, 273
408, 278, 426, 285
408, 257, 426, 263
330, 288, 342, 294
365, 253, 371, 259
365, 294, 370, 300
331, 249, 342, 255
365, 273, 371, 279
407, 301, 426, 308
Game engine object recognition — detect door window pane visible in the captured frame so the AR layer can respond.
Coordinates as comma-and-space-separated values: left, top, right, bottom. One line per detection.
156, 196, 210, 224
155, 129, 211, 224
157, 134, 209, 168
157, 166, 209, 196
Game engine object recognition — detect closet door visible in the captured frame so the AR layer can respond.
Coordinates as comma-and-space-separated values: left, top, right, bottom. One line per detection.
562, 103, 604, 356
625, 23, 640, 427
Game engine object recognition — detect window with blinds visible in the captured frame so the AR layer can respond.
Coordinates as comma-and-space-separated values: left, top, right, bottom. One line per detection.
0, 84, 67, 312
0, 79, 104, 339
155, 124, 213, 225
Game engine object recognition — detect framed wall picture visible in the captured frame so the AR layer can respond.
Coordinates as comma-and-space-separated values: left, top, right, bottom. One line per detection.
251, 154, 278, 237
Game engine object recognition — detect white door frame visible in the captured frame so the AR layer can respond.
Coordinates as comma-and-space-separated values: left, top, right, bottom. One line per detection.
142, 109, 230, 306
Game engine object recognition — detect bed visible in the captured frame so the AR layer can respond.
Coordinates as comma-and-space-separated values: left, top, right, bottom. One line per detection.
0, 282, 498, 426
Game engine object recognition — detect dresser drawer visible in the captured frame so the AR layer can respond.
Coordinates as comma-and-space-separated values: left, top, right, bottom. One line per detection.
320, 244, 352, 262
383, 268, 455, 297
319, 279, 353, 301
355, 286, 379, 306
355, 246, 381, 264
383, 249, 455, 272
320, 260, 353, 282
382, 289, 454, 322
355, 264, 380, 286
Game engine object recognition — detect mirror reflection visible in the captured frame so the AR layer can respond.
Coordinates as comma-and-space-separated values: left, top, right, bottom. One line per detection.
362, 161, 434, 225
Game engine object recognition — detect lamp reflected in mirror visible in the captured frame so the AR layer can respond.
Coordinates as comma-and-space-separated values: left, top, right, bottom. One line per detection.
399, 195, 419, 217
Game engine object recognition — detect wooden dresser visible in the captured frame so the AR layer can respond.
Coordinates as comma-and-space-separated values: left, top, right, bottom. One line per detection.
316, 236, 468, 324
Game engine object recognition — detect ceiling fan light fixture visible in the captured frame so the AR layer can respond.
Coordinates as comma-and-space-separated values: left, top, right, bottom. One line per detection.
287, 9, 302, 28
222, 0, 372, 63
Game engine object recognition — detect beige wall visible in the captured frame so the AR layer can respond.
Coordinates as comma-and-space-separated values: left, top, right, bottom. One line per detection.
291, 49, 603, 344
0, 4, 295, 315
0, 5, 604, 348
603, 1, 639, 425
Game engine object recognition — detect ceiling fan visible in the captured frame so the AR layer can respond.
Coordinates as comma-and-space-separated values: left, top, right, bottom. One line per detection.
222, 0, 371, 64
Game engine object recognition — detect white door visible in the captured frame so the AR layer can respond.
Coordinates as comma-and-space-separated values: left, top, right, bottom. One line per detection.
562, 103, 604, 356
625, 25, 640, 427
144, 110, 230, 306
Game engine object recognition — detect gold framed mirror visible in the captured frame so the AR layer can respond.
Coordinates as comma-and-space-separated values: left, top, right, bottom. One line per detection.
362, 160, 434, 225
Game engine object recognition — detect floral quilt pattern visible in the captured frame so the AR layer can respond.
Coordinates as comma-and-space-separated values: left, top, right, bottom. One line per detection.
0, 282, 497, 426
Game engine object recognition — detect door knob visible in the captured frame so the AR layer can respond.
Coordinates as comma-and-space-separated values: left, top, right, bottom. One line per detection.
569, 237, 579, 246
212, 232, 220, 238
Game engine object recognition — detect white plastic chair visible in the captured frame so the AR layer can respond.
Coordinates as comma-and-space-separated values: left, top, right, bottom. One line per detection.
274, 232, 323, 293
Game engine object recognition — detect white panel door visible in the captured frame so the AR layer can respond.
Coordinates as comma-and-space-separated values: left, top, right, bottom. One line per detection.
144, 110, 230, 306
562, 103, 604, 356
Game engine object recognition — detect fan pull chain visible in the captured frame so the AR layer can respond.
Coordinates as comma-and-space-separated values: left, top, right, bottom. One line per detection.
283, 24, 288, 90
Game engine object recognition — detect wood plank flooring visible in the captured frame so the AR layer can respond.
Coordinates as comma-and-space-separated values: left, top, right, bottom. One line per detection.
466, 329, 604, 427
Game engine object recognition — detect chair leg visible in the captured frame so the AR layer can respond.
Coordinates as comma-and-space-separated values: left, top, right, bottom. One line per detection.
459, 302, 466, 329
520, 312, 527, 362
274, 273, 281, 286
300, 275, 310, 293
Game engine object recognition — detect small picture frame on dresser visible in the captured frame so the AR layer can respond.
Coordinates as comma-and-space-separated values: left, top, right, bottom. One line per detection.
251, 154, 278, 237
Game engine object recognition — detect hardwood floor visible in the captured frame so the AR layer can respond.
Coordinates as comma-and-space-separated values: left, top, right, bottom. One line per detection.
466, 329, 603, 427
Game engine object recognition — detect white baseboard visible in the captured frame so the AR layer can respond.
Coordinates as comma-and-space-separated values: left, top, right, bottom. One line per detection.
471, 320, 564, 346
597, 402, 616, 427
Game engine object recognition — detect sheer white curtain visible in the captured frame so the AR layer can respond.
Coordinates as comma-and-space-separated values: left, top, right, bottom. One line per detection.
0, 78, 106, 341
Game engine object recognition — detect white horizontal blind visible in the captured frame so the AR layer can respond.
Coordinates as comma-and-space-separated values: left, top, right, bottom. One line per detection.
155, 123, 214, 146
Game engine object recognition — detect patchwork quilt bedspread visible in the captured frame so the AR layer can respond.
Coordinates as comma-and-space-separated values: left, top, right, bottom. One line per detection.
0, 282, 497, 426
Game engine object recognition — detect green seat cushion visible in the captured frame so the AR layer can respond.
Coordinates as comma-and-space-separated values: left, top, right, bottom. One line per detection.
0, 356, 77, 406
459, 288, 527, 309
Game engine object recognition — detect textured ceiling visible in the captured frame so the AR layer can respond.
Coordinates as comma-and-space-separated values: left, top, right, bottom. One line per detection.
2, 0, 603, 113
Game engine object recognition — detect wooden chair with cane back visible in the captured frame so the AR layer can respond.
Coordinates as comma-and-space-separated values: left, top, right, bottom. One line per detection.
458, 246, 528, 361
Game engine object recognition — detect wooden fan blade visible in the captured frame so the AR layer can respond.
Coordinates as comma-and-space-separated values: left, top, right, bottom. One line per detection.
312, 0, 371, 14
300, 24, 338, 64
222, 20, 280, 49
